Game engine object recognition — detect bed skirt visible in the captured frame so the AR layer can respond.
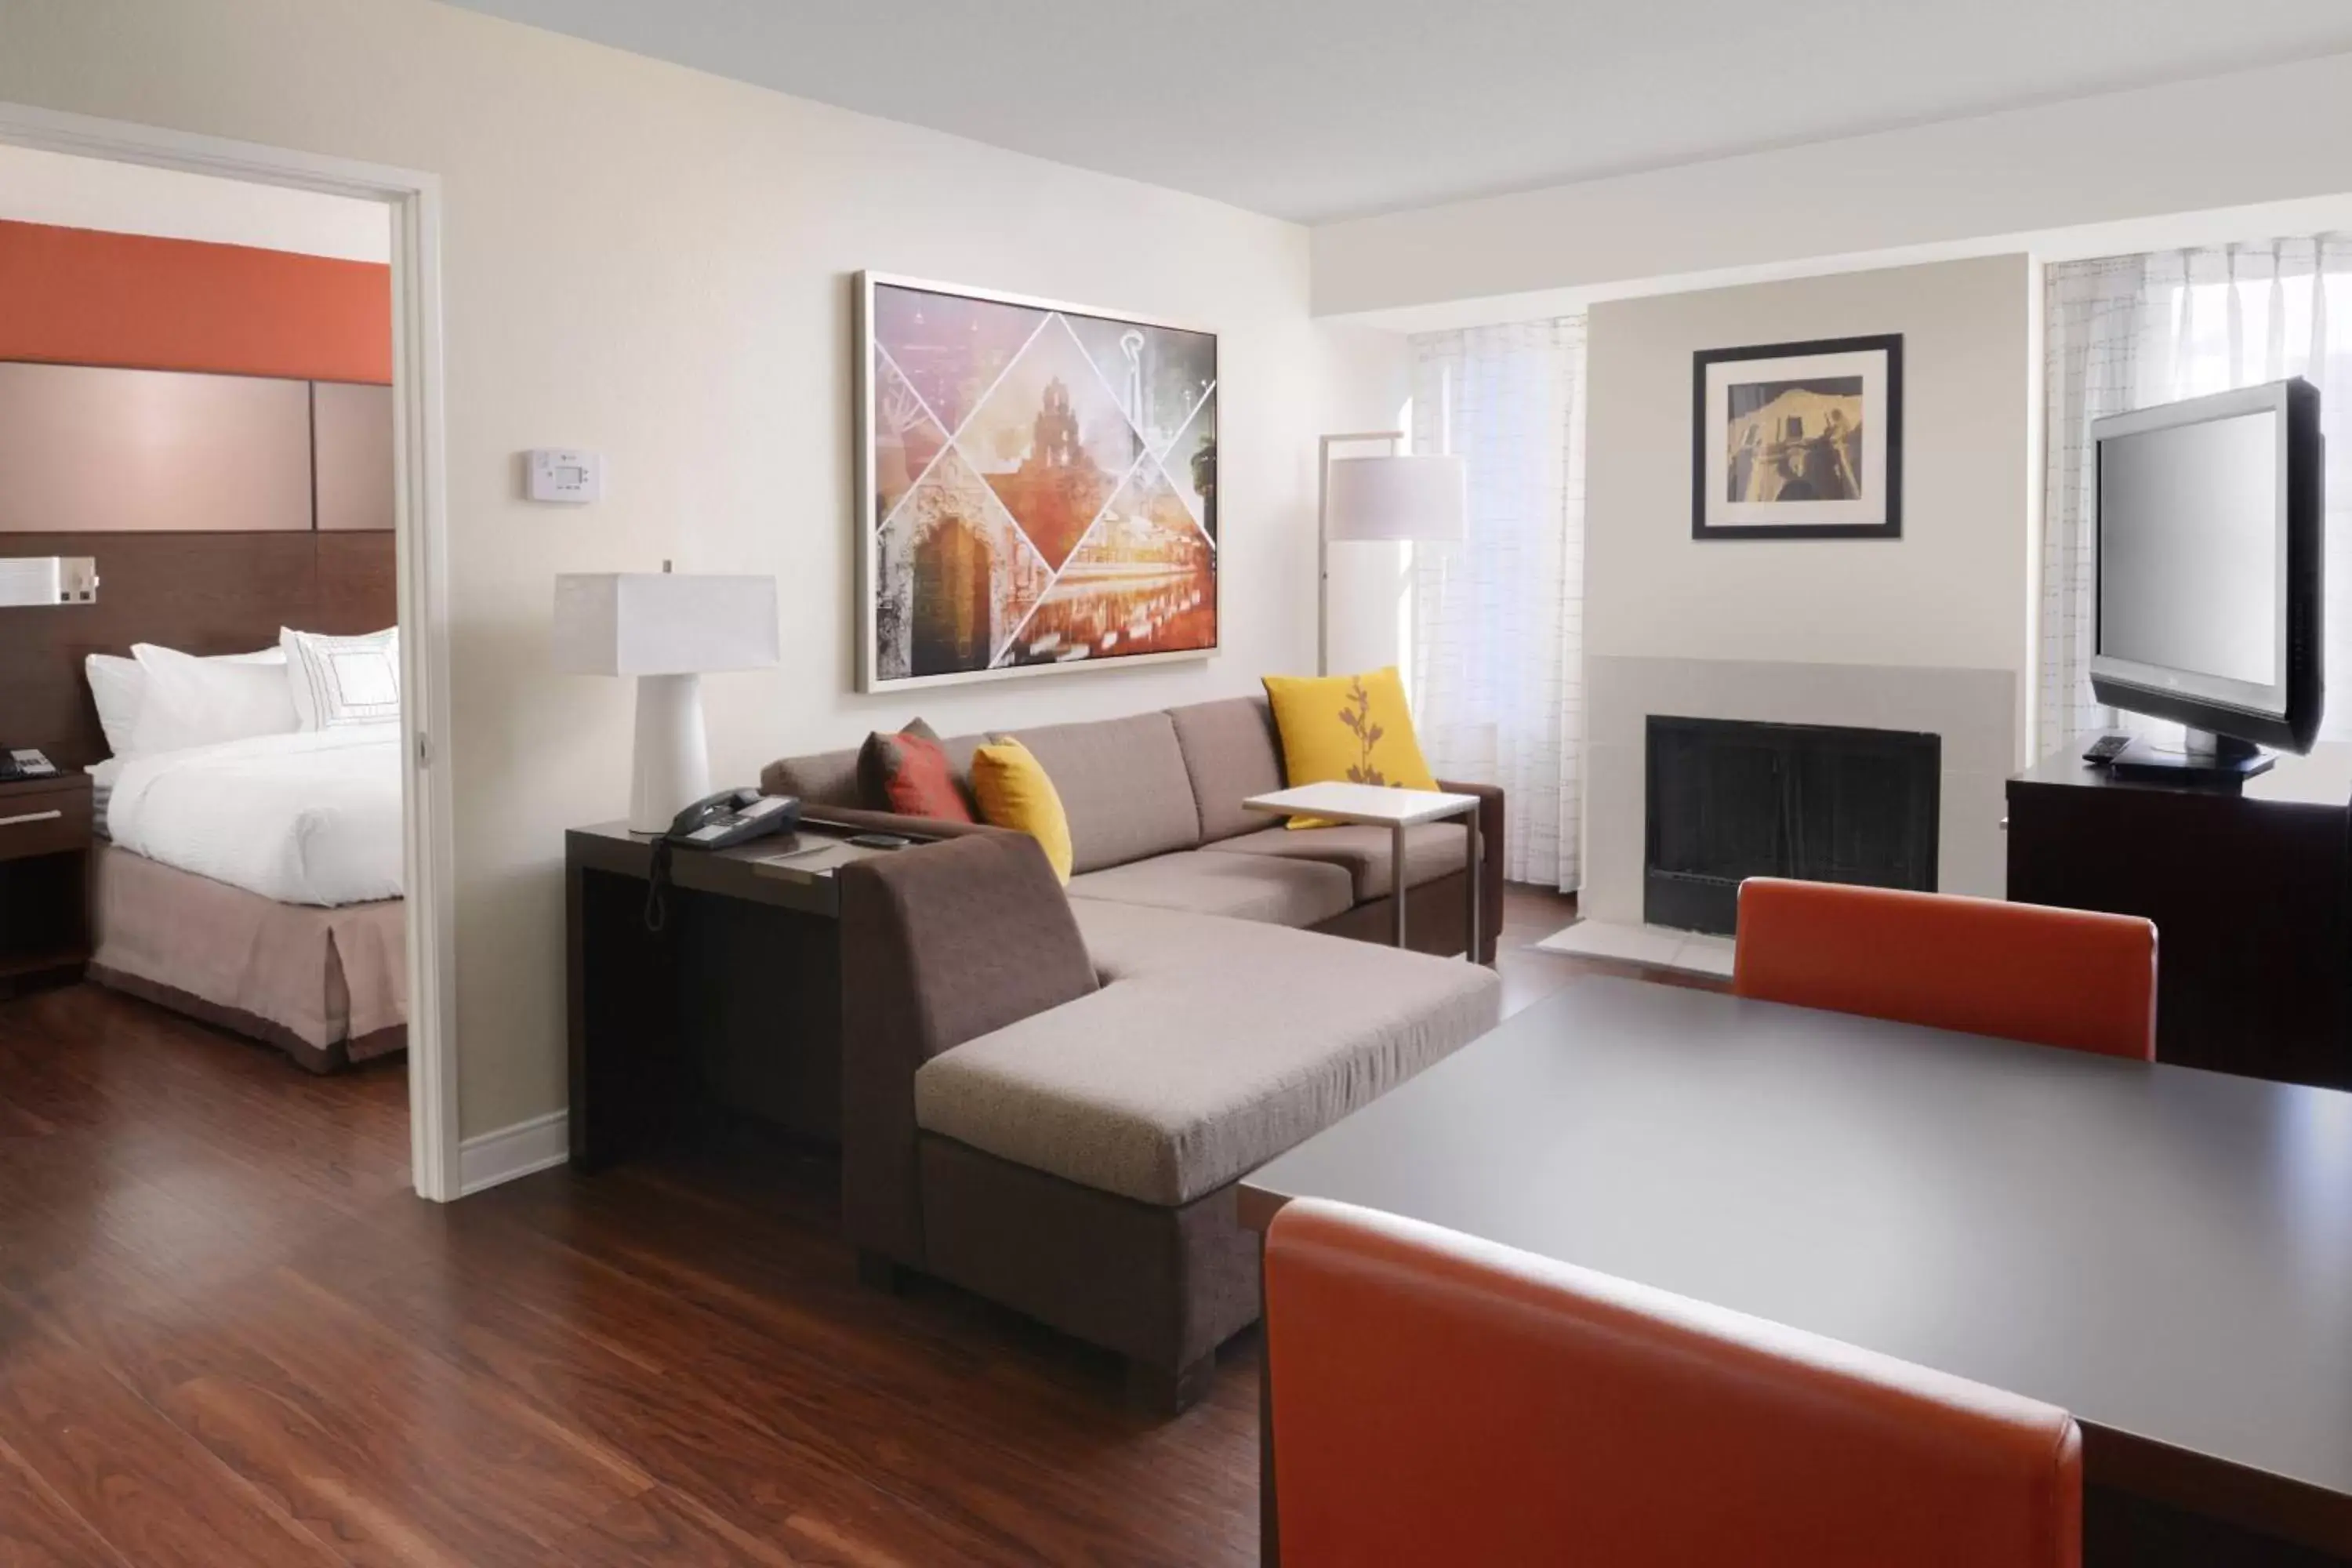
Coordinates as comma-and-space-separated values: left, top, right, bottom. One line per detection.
89, 841, 407, 1073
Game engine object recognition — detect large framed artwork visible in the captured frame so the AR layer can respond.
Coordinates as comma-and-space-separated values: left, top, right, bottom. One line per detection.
858, 272, 1219, 691
1692, 333, 1902, 540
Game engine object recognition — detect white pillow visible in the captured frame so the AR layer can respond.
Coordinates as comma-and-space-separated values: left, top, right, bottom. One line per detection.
281, 626, 400, 731
127, 642, 302, 755
89, 645, 285, 758
85, 654, 144, 757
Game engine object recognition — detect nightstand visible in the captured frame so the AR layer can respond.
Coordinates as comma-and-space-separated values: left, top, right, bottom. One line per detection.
0, 771, 93, 996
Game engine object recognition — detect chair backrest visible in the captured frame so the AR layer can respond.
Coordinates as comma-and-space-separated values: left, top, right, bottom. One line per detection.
1265, 1198, 2082, 1568
1733, 877, 2157, 1061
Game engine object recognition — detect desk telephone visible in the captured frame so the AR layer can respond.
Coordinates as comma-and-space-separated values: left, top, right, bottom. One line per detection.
665, 787, 801, 849
644, 788, 801, 934
0, 749, 58, 783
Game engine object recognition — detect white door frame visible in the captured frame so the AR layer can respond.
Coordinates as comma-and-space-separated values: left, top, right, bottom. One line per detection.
0, 100, 463, 1201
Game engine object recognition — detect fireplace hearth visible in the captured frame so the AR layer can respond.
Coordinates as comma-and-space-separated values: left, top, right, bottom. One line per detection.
1645, 715, 1940, 935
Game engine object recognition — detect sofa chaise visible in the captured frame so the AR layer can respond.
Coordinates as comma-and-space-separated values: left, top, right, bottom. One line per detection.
763, 696, 1508, 1411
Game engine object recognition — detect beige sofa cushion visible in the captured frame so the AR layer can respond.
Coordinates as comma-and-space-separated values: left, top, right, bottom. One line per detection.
1067, 851, 1352, 927
1206, 822, 1471, 900
762, 745, 862, 808
1165, 696, 1287, 842
1002, 713, 1201, 873
913, 901, 1501, 1206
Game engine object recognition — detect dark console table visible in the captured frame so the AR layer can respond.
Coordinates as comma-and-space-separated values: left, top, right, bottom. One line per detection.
2006, 737, 2352, 1091
566, 818, 913, 1170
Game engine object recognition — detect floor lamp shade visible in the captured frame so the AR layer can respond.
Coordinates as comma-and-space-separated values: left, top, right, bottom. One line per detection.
1325, 454, 1468, 543
553, 572, 780, 832
1317, 444, 1469, 674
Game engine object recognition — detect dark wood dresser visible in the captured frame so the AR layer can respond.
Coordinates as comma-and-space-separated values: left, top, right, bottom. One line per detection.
2006, 738, 2352, 1091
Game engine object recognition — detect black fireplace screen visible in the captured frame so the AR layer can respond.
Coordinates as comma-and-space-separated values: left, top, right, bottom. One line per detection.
1644, 715, 1939, 935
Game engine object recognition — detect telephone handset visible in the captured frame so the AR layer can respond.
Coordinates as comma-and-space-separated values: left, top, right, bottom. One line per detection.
644, 788, 802, 934
665, 787, 801, 850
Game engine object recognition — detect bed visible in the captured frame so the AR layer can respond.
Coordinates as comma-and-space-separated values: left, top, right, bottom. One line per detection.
87, 723, 407, 1073
0, 351, 405, 1073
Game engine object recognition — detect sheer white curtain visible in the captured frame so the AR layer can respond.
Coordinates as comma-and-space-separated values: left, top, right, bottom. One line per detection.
1407, 318, 1586, 891
2039, 238, 2352, 753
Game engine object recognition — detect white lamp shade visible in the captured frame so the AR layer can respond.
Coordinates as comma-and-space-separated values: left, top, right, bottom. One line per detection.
552, 572, 780, 676
1325, 453, 1467, 543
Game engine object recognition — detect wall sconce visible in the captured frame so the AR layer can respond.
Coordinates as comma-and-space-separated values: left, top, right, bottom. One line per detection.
0, 557, 99, 608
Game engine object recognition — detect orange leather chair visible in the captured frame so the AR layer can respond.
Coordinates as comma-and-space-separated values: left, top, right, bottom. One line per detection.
1265, 1197, 2082, 1567
1732, 877, 2158, 1061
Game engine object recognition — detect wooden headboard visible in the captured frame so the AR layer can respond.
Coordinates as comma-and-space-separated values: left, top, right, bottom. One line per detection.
0, 223, 399, 768
0, 530, 395, 768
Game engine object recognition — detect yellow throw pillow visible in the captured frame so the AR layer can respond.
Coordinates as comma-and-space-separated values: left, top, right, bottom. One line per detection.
971, 737, 1074, 883
1261, 666, 1439, 828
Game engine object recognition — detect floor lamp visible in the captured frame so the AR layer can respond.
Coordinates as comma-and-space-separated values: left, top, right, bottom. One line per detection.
1317, 432, 1468, 675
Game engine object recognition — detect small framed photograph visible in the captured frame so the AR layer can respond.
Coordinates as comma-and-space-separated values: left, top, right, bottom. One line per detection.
1693, 334, 1901, 540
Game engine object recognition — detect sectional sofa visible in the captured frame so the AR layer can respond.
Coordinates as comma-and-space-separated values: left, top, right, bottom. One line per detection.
764, 695, 1506, 1410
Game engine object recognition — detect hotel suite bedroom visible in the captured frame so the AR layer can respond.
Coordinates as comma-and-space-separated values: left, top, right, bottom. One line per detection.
0, 147, 409, 1117
17, 3, 2352, 1567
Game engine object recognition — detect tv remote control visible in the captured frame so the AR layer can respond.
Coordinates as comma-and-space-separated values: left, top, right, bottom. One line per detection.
2082, 733, 2132, 764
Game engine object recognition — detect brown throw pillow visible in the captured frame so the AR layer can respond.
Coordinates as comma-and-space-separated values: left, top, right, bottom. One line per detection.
858, 719, 973, 821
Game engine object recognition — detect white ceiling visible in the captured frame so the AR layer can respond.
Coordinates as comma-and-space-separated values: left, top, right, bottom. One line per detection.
441, 0, 2352, 223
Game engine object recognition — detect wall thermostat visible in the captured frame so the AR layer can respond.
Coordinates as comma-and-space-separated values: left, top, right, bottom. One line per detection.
527, 448, 603, 503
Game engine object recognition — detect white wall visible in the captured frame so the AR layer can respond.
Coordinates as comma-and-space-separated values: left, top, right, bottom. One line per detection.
1584, 256, 2035, 681
1577, 255, 2035, 916
0, 0, 1351, 1138
1315, 51, 2352, 320
0, 141, 390, 260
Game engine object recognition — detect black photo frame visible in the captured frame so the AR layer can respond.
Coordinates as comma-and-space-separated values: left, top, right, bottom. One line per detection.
1692, 333, 1903, 541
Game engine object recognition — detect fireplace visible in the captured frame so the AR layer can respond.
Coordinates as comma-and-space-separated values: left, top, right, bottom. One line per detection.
1645, 716, 1940, 935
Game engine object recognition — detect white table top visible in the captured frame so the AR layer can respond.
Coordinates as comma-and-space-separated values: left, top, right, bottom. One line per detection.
1243, 782, 1482, 826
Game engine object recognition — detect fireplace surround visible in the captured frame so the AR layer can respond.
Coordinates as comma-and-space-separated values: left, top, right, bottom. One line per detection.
1579, 655, 2018, 931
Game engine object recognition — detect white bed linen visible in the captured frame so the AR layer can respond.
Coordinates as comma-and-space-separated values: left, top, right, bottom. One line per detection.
104, 724, 403, 907
86, 757, 121, 827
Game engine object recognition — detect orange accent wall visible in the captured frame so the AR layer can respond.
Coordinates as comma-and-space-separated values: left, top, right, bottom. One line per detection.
0, 219, 391, 384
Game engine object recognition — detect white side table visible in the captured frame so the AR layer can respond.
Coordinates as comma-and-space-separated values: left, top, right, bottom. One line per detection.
1242, 782, 1483, 960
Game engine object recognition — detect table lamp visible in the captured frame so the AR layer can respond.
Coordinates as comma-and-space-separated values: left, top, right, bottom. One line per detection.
553, 567, 779, 833
1318, 433, 1467, 674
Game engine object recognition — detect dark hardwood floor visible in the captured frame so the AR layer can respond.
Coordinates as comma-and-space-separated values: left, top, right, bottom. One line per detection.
0, 887, 1697, 1566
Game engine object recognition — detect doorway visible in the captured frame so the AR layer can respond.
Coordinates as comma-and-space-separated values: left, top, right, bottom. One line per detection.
0, 100, 458, 1199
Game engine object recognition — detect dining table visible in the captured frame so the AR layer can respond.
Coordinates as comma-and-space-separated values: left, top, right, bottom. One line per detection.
1240, 975, 2352, 1563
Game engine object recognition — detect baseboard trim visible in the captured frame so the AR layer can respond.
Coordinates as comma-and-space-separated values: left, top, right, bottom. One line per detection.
458, 1109, 569, 1196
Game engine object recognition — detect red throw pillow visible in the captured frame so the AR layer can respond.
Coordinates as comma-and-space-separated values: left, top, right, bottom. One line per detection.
864, 726, 974, 822
857, 717, 938, 807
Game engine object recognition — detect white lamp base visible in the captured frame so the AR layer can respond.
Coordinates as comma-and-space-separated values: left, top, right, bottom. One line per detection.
628, 672, 711, 833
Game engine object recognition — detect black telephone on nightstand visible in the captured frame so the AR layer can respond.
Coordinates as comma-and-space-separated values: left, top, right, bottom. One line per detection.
664, 787, 801, 850
0, 749, 58, 783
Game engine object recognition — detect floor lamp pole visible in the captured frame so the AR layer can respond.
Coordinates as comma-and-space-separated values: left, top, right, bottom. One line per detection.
1317, 429, 1404, 677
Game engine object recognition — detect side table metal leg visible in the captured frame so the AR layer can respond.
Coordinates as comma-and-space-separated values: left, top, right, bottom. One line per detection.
1392, 821, 1409, 948
1465, 805, 1481, 964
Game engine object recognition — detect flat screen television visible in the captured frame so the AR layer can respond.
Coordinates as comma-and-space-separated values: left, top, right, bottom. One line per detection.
2089, 377, 2322, 782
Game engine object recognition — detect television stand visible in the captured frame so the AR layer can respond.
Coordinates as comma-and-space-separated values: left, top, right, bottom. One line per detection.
2008, 737, 2352, 1090
2108, 727, 2271, 784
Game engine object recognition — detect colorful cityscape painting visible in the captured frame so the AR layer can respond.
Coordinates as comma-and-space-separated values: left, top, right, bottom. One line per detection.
862, 276, 1218, 688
